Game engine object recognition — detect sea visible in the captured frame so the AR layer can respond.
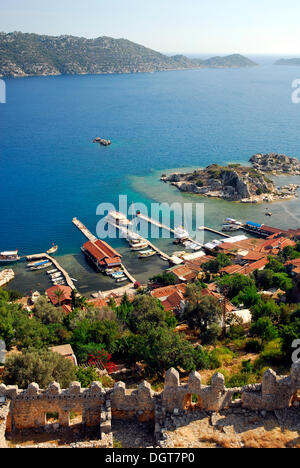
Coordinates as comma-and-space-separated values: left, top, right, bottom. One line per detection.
2, 55, 300, 296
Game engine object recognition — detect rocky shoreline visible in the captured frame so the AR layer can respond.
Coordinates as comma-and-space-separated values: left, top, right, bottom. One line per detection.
161, 154, 300, 203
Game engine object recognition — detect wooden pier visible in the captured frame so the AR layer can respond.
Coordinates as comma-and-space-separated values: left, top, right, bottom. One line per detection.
136, 213, 204, 247
109, 220, 174, 263
26, 253, 76, 290
197, 226, 231, 238
72, 217, 97, 242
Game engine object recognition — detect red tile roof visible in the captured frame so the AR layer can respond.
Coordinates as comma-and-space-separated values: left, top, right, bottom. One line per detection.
83, 240, 122, 266
46, 285, 72, 306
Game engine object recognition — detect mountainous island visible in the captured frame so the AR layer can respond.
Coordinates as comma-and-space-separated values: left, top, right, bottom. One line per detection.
161, 154, 300, 203
0, 32, 258, 78
274, 58, 300, 66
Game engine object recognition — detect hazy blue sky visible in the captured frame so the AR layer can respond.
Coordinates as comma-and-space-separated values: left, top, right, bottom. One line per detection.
1, 0, 300, 55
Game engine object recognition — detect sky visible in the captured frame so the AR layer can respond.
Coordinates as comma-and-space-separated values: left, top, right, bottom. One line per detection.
1, 0, 300, 55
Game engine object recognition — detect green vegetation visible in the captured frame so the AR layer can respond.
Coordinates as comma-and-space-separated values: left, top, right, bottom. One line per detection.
0, 32, 257, 78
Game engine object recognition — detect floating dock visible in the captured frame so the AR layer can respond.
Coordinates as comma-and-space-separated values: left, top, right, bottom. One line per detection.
72, 217, 98, 242
26, 253, 76, 290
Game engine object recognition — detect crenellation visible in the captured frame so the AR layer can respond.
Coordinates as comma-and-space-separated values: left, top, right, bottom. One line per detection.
0, 365, 299, 447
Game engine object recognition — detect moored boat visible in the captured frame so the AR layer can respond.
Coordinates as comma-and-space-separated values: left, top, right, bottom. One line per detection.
0, 250, 20, 263
47, 245, 58, 255
116, 277, 128, 283
31, 262, 52, 271
131, 242, 149, 251
222, 224, 241, 232
138, 249, 156, 258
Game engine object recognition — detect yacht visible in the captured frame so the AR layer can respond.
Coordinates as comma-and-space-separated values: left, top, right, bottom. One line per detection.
0, 250, 20, 263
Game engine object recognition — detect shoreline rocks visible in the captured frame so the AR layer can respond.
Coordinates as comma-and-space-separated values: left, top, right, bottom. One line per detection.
161, 156, 300, 203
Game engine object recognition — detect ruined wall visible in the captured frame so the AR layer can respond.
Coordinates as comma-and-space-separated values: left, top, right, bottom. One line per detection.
0, 399, 10, 448
0, 363, 299, 443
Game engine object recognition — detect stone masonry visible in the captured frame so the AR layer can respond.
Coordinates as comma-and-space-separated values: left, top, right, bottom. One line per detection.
0, 363, 299, 447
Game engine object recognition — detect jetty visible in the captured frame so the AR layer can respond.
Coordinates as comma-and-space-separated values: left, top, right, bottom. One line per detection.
136, 213, 204, 247
109, 220, 174, 263
26, 253, 76, 290
72, 218, 97, 242
197, 226, 231, 238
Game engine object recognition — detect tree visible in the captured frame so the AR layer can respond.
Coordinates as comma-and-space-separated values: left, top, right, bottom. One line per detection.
251, 299, 281, 324
251, 317, 278, 344
232, 285, 260, 308
75, 367, 100, 387
202, 253, 231, 274
33, 296, 65, 324
53, 289, 64, 306
265, 257, 285, 273
128, 295, 168, 333
184, 295, 222, 336
218, 274, 255, 300
150, 272, 177, 286
3, 349, 76, 389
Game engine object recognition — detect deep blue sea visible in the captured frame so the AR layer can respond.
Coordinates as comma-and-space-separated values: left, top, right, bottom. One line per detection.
2, 60, 300, 294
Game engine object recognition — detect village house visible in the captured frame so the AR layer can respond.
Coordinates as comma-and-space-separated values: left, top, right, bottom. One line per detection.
151, 284, 187, 314
46, 285, 72, 314
49, 344, 78, 366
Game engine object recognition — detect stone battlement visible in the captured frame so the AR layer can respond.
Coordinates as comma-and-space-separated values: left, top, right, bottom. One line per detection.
0, 363, 299, 447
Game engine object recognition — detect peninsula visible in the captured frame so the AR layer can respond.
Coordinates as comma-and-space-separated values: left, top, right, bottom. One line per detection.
161, 154, 300, 203
0, 32, 257, 78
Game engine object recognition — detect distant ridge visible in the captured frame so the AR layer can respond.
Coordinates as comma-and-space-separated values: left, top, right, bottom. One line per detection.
0, 32, 258, 78
275, 58, 300, 66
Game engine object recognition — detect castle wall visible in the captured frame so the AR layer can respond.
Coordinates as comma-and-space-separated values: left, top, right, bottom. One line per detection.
0, 362, 299, 444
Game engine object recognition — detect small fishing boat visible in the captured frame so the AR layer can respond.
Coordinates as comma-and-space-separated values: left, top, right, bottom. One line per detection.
222, 224, 241, 232
0, 250, 20, 263
28, 259, 49, 268
111, 272, 125, 278
139, 249, 156, 258
47, 269, 58, 275
47, 245, 58, 255
30, 262, 52, 271
116, 277, 128, 283
265, 212, 272, 217
131, 242, 149, 251
51, 272, 63, 279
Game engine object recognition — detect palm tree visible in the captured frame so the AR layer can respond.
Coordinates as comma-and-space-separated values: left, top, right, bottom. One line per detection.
53, 289, 64, 307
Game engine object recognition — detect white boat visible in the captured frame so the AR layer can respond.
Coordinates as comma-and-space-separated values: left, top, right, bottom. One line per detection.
139, 249, 156, 258
51, 272, 63, 279
222, 224, 241, 232
47, 269, 58, 275
112, 272, 125, 278
0, 250, 20, 263
47, 245, 58, 255
131, 242, 149, 251
174, 226, 189, 240
31, 262, 52, 271
116, 277, 128, 283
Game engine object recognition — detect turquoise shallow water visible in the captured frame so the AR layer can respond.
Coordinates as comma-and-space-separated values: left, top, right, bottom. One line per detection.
2, 64, 300, 294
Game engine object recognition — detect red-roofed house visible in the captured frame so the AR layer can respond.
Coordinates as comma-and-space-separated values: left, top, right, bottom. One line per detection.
46, 285, 72, 308
151, 284, 187, 313
81, 239, 122, 271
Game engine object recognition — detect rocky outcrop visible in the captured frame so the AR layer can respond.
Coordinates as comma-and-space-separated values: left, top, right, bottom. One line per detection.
162, 159, 300, 203
250, 153, 300, 175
